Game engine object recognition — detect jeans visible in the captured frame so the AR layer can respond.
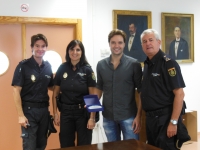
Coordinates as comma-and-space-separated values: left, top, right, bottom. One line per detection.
103, 116, 139, 142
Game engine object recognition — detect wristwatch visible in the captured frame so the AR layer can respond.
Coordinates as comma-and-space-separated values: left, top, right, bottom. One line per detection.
170, 119, 178, 125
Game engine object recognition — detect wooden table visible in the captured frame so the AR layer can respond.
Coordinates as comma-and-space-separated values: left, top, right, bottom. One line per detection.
50, 139, 161, 150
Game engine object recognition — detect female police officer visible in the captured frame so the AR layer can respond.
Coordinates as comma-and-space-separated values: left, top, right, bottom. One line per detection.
52, 40, 96, 148
12, 34, 54, 150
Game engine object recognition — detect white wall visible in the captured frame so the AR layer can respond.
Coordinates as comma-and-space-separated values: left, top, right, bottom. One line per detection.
0, 0, 199, 139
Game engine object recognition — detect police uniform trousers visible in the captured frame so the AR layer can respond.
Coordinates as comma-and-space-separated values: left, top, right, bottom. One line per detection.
59, 104, 92, 148
22, 103, 49, 150
146, 107, 179, 150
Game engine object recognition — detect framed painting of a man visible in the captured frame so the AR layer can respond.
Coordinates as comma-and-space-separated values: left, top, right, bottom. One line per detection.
113, 10, 152, 63
161, 13, 194, 63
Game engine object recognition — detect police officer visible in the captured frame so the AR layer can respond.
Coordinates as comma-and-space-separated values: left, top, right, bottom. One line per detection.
12, 34, 54, 150
52, 40, 96, 148
140, 29, 188, 150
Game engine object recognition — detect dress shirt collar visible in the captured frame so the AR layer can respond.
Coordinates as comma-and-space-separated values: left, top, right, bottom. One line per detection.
144, 50, 164, 65
69, 61, 81, 70
30, 55, 45, 67
108, 53, 126, 65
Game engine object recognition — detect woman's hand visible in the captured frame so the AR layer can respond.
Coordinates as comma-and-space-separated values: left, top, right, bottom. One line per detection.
87, 118, 95, 130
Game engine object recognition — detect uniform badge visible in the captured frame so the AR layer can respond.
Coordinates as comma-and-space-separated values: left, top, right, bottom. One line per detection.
31, 75, 36, 82
63, 72, 68, 79
92, 73, 96, 80
168, 67, 176, 77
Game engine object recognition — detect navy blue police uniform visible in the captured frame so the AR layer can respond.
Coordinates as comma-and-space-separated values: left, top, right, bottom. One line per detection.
141, 50, 186, 150
54, 62, 96, 148
12, 56, 54, 150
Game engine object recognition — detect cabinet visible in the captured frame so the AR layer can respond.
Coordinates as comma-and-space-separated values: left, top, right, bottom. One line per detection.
182, 110, 198, 141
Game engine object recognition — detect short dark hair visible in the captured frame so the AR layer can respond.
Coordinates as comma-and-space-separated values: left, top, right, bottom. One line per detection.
65, 40, 89, 65
108, 29, 127, 43
129, 22, 137, 28
30, 34, 48, 47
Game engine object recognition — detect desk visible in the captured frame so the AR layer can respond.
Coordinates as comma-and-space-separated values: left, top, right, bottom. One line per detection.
50, 139, 161, 150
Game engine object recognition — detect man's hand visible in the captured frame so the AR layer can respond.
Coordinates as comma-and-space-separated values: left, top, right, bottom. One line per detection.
167, 123, 177, 138
19, 116, 29, 128
54, 113, 60, 126
132, 116, 141, 134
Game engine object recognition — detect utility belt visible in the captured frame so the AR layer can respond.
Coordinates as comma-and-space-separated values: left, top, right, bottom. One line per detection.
22, 101, 49, 108
61, 103, 85, 110
145, 106, 172, 117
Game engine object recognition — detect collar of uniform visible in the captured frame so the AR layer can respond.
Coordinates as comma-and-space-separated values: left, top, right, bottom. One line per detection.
144, 50, 163, 65
69, 61, 81, 70
30, 55, 45, 67
108, 53, 126, 65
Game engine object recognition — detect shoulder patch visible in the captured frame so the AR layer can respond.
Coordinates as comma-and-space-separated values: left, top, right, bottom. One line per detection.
168, 67, 176, 77
163, 55, 171, 62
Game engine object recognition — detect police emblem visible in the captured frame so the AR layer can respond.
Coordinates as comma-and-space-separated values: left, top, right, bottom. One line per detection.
168, 67, 176, 76
92, 73, 96, 80
31, 75, 36, 82
63, 72, 68, 79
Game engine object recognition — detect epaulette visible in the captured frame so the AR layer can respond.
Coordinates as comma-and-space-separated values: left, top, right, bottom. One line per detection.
85, 64, 91, 68
163, 55, 171, 62
19, 59, 29, 64
44, 60, 50, 65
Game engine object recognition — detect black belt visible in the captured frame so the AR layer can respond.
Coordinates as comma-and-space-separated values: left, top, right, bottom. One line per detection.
62, 104, 85, 110
146, 106, 172, 117
22, 102, 49, 108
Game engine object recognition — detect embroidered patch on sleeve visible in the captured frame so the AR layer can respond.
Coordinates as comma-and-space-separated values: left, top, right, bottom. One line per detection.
168, 67, 176, 77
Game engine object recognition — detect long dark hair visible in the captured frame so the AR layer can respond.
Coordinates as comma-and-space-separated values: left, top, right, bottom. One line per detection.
65, 40, 89, 65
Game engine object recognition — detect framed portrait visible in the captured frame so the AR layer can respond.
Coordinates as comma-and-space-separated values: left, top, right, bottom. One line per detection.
161, 13, 194, 63
113, 10, 152, 63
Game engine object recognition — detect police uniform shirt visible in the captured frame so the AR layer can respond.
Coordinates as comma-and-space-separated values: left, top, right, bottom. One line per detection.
11, 56, 54, 102
141, 50, 185, 111
54, 62, 96, 105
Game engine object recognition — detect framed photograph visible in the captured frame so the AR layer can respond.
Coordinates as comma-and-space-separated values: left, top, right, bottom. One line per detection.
161, 13, 194, 63
113, 10, 152, 63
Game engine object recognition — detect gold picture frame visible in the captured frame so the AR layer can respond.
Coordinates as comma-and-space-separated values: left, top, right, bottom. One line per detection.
113, 10, 152, 63
161, 13, 194, 63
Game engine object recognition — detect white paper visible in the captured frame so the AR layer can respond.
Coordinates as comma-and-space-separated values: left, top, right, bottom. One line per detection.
88, 105, 102, 109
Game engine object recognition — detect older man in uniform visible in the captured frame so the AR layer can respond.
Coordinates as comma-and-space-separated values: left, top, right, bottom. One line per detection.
140, 29, 190, 150
12, 34, 54, 150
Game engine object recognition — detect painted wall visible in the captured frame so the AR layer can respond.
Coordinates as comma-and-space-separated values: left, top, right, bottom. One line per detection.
0, 0, 200, 149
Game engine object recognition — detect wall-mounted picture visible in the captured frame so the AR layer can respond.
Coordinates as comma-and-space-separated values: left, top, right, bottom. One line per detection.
113, 10, 152, 62
161, 13, 194, 63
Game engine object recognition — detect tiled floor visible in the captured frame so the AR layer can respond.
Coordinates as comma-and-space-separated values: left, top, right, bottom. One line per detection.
182, 134, 200, 150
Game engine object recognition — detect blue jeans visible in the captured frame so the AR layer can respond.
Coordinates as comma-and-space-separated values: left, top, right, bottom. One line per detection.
103, 116, 139, 142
